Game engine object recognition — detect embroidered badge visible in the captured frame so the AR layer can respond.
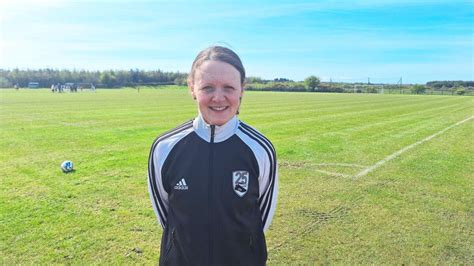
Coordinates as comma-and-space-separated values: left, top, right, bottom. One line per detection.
232, 171, 249, 197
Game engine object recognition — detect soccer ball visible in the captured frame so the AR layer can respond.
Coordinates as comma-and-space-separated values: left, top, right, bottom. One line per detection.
61, 160, 74, 173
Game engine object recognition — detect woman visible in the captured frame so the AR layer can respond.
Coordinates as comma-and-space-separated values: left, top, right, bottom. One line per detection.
148, 46, 278, 266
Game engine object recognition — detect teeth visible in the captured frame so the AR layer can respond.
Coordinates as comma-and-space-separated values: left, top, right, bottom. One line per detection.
211, 106, 226, 111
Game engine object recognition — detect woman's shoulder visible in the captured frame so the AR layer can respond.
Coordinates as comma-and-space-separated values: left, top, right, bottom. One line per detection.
236, 121, 277, 171
237, 121, 274, 147
150, 119, 194, 151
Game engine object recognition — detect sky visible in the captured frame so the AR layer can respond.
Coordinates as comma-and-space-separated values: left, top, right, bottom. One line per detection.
0, 0, 473, 84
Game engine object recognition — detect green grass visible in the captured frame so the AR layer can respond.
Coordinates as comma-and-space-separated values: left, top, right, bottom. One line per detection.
1, 87, 473, 264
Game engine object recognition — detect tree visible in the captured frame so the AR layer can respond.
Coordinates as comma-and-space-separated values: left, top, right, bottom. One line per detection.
100, 72, 116, 87
304, 76, 320, 91
174, 75, 188, 86
246, 76, 264, 84
0, 77, 12, 87
455, 87, 466, 95
411, 84, 426, 94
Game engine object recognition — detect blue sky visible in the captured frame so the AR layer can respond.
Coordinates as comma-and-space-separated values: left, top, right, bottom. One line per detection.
1, 0, 472, 84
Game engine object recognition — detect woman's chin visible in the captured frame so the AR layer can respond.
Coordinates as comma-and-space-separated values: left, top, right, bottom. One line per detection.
201, 109, 233, 126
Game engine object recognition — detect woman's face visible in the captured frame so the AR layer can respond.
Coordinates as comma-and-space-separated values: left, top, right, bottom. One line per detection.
190, 60, 243, 126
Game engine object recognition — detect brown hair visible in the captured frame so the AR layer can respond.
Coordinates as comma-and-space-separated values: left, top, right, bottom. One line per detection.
188, 46, 246, 86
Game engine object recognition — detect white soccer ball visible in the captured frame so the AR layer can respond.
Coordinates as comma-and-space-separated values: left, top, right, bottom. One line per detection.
61, 160, 74, 173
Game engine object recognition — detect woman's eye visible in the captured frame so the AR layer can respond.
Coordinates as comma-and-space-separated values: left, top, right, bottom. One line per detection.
202, 87, 214, 92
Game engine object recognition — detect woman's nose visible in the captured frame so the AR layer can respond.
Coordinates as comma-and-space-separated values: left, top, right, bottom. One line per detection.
211, 88, 225, 101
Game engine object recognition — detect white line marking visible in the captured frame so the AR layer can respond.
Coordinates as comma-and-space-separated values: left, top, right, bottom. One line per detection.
353, 116, 473, 179
314, 163, 367, 168
315, 170, 351, 178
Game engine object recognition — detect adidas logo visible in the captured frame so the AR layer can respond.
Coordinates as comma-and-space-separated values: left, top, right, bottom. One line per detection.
174, 178, 188, 190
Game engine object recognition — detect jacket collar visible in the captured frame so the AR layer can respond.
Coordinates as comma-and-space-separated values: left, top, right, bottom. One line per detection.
193, 114, 239, 143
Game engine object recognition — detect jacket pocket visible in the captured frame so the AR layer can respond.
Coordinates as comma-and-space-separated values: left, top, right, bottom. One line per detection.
162, 229, 175, 265
161, 229, 190, 266
249, 232, 267, 266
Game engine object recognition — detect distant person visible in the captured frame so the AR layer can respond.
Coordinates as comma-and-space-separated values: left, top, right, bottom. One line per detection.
91, 83, 96, 92
14, 84, 19, 90
148, 46, 278, 265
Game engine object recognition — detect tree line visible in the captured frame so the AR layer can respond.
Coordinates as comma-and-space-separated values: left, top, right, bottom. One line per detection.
244, 76, 472, 95
0, 69, 187, 88
425, 81, 474, 89
1, 69, 472, 96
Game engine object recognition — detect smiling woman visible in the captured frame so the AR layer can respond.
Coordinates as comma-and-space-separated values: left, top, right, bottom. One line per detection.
148, 46, 278, 266
191, 60, 243, 126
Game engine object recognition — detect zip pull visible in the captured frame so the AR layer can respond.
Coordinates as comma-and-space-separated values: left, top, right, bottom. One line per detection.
210, 125, 215, 143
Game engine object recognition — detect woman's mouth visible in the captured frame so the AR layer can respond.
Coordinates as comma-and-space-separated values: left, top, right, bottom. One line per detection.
210, 106, 228, 111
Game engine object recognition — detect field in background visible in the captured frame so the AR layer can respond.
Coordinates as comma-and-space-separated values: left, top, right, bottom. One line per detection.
1, 87, 472, 264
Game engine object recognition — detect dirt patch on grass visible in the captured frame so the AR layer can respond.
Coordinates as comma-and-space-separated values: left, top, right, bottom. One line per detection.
269, 205, 351, 252
279, 160, 309, 169
297, 206, 350, 221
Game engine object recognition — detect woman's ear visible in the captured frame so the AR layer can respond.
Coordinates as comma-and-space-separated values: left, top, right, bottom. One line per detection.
237, 87, 244, 115
188, 80, 196, 100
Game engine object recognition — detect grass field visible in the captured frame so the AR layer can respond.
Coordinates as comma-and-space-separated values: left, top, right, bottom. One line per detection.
1, 87, 473, 264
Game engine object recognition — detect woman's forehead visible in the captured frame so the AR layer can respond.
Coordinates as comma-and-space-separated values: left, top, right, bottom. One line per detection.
195, 61, 241, 83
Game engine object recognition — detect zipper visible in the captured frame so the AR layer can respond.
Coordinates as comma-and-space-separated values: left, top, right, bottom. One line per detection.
208, 125, 215, 265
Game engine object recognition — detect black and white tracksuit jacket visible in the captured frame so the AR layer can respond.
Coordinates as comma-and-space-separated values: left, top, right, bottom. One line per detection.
148, 115, 278, 266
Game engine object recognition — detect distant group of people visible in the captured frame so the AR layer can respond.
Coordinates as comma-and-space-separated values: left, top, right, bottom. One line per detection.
51, 83, 65, 93
51, 83, 96, 93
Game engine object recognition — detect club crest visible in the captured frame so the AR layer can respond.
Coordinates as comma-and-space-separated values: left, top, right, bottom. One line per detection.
232, 171, 249, 197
